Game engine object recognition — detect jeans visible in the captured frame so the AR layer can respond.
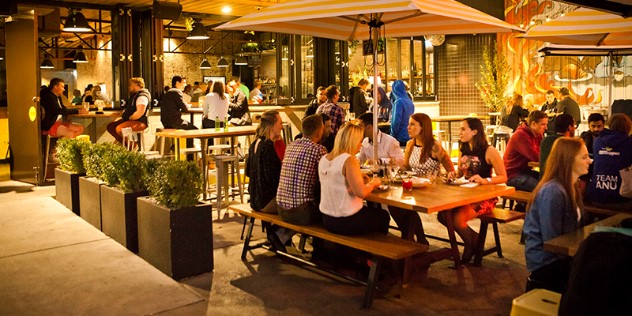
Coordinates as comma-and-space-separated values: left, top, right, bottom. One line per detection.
508, 171, 540, 192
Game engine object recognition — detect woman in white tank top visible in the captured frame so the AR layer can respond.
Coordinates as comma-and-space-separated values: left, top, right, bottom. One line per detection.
318, 122, 390, 236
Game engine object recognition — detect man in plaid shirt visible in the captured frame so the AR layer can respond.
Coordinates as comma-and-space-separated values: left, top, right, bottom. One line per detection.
277, 115, 327, 225
316, 85, 345, 135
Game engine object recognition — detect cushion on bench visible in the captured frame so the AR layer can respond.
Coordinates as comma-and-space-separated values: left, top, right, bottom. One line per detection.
229, 204, 428, 260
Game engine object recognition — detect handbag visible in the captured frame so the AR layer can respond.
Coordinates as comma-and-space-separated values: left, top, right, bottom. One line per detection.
619, 165, 632, 198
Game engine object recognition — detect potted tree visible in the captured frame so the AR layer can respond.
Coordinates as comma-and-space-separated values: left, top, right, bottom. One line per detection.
137, 159, 213, 279
79, 142, 122, 230
55, 138, 89, 215
100, 149, 148, 253
475, 45, 510, 125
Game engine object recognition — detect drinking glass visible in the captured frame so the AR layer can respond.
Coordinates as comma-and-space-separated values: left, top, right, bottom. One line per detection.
96, 100, 104, 112
82, 102, 90, 111
402, 177, 413, 191
389, 164, 400, 186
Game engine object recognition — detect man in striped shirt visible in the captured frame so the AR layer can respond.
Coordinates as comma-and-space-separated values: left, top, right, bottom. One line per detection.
276, 115, 327, 225
316, 85, 345, 135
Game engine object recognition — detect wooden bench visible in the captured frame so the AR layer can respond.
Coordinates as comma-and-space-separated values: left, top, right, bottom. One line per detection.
501, 190, 532, 210
584, 202, 618, 220
474, 208, 526, 265
228, 204, 428, 308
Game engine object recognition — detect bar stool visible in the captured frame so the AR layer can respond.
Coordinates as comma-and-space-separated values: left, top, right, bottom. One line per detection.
212, 154, 245, 219
43, 134, 61, 181
121, 127, 144, 151
281, 122, 293, 145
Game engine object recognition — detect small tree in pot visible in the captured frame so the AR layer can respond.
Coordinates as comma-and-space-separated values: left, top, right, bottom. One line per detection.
79, 142, 122, 230
55, 138, 89, 215
475, 45, 510, 125
100, 149, 149, 253
137, 159, 213, 279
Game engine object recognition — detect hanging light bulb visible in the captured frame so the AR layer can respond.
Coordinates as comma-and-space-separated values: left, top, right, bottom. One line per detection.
234, 55, 248, 65
63, 8, 91, 32
199, 58, 212, 69
545, 16, 551, 22
281, 47, 289, 61
217, 56, 229, 68
73, 46, 88, 63
40, 58, 54, 69
187, 20, 209, 40
530, 20, 536, 26
305, 47, 314, 58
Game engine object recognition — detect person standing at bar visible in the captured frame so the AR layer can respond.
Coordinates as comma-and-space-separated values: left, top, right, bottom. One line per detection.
316, 85, 345, 135
202, 81, 229, 130
557, 87, 581, 128
228, 80, 252, 126
350, 78, 370, 117
160, 76, 197, 131
40, 78, 87, 138
390, 80, 414, 146
106, 77, 151, 144
305, 86, 326, 117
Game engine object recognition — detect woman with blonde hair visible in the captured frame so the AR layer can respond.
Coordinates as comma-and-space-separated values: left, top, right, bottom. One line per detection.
524, 137, 591, 292
318, 122, 388, 235
501, 93, 529, 131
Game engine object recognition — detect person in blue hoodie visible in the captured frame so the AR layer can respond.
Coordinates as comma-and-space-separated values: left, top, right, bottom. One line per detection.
588, 113, 632, 210
390, 80, 414, 146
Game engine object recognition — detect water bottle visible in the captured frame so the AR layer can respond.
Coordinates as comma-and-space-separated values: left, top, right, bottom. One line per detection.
223, 116, 229, 131
214, 115, 220, 131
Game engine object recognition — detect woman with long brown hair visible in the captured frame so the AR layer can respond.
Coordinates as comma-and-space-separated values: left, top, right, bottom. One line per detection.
388, 113, 454, 244
501, 93, 529, 131
439, 118, 507, 263
523, 137, 591, 292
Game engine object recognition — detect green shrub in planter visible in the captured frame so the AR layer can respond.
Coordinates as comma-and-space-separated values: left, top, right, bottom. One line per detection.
111, 150, 148, 192
82, 142, 124, 181
146, 159, 203, 209
56, 138, 89, 173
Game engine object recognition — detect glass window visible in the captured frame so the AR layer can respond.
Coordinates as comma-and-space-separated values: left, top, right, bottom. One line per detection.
299, 36, 314, 99
278, 34, 291, 99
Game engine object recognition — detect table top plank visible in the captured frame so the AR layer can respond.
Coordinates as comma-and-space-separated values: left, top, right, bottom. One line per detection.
366, 183, 515, 214
69, 111, 122, 118
155, 125, 257, 139
544, 213, 632, 257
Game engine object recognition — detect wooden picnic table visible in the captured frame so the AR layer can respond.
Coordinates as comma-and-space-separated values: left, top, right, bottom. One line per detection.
69, 111, 122, 142
156, 126, 257, 199
544, 213, 632, 257
366, 182, 515, 267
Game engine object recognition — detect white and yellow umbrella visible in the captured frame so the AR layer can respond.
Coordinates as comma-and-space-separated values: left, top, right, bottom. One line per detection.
217, 0, 521, 40
217, 0, 521, 163
524, 8, 632, 46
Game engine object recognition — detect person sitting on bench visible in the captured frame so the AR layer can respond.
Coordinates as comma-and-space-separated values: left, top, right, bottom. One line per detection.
318, 122, 387, 236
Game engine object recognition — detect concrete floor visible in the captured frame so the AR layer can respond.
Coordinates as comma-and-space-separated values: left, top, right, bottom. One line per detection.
0, 180, 529, 315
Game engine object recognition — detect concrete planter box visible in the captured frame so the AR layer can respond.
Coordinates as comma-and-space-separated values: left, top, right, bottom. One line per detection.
137, 197, 213, 279
79, 177, 103, 230
55, 168, 84, 215
100, 185, 148, 253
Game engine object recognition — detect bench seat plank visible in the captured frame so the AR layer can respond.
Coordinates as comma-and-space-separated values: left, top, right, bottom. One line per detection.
500, 190, 532, 204
479, 208, 526, 223
229, 204, 428, 260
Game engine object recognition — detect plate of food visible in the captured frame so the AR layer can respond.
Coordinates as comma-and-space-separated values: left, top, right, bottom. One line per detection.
411, 177, 431, 188
376, 184, 390, 191
446, 178, 470, 185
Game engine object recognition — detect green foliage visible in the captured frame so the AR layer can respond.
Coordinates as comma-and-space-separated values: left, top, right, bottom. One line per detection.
111, 150, 148, 192
56, 138, 89, 173
146, 159, 203, 209
82, 142, 123, 181
475, 45, 511, 112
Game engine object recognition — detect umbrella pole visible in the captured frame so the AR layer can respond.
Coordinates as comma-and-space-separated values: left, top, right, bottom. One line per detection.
608, 51, 613, 115
372, 26, 379, 166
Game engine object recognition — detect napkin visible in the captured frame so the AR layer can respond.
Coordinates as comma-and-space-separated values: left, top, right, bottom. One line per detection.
460, 182, 480, 188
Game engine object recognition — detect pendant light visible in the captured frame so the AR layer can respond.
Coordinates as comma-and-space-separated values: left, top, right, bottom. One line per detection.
187, 20, 209, 40
73, 46, 88, 63
63, 8, 91, 33
217, 33, 228, 68
40, 58, 54, 69
306, 47, 314, 58
234, 55, 248, 66
200, 58, 212, 69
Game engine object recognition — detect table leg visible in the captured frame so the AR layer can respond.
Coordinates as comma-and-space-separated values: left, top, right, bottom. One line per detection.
201, 138, 208, 200
174, 137, 181, 160
443, 210, 463, 268
190, 113, 195, 126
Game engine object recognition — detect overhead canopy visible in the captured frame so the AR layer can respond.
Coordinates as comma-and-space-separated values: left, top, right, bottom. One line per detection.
524, 8, 632, 46
215, 0, 522, 41
539, 44, 632, 56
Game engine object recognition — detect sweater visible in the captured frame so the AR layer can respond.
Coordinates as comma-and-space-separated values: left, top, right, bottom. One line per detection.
539, 134, 563, 178
504, 125, 542, 179
159, 89, 188, 128
390, 80, 414, 144
557, 97, 581, 126
40, 88, 79, 132
588, 128, 632, 204
245, 137, 281, 211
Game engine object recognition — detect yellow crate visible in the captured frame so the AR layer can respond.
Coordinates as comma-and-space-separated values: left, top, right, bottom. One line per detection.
510, 289, 561, 316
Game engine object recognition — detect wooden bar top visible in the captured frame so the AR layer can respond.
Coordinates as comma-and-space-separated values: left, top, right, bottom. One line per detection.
155, 125, 257, 139
544, 213, 632, 257
69, 111, 122, 118
366, 183, 515, 214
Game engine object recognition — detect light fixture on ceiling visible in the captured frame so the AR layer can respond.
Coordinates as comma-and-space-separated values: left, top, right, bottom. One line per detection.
234, 55, 248, 65
187, 20, 209, 40
40, 58, 54, 69
217, 56, 229, 68
73, 46, 88, 63
221, 6, 232, 14
306, 47, 314, 58
200, 58, 212, 69
0, 56, 3, 61
425, 35, 445, 47
63, 8, 91, 33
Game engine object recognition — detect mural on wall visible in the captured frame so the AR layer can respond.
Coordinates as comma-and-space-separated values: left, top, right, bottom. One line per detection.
501, 0, 631, 109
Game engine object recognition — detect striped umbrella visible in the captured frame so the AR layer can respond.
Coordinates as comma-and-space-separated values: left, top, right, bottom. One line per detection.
524, 8, 632, 46
216, 0, 521, 164
216, 0, 521, 40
